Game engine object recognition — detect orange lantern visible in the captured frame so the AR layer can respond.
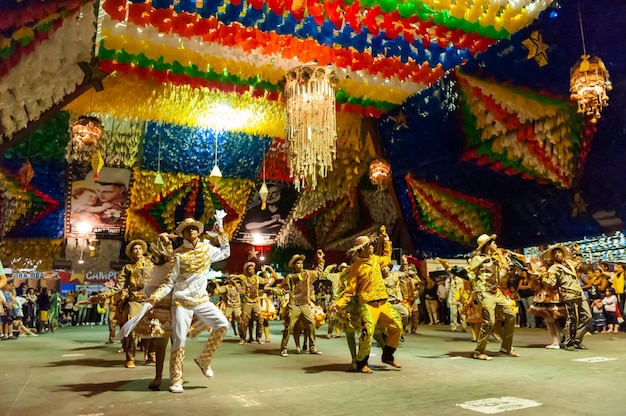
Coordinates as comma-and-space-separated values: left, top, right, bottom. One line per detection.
369, 159, 392, 189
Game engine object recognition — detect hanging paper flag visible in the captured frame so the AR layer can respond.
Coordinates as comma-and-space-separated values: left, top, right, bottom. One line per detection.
92, 150, 104, 179
17, 160, 34, 188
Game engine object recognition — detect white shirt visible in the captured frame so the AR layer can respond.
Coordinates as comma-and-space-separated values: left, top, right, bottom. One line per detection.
151, 237, 230, 307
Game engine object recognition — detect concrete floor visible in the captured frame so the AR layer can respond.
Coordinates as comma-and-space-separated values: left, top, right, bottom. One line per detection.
0, 322, 623, 416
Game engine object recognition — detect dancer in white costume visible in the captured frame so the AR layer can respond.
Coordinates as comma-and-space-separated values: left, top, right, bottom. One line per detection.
148, 213, 230, 393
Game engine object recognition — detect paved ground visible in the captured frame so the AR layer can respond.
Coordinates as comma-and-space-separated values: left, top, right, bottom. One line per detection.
0, 322, 624, 416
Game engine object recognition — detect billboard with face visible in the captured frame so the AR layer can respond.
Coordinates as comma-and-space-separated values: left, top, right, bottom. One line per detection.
66, 165, 131, 237
233, 181, 298, 245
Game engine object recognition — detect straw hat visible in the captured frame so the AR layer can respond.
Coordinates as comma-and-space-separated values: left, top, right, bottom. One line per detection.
476, 233, 497, 252
125, 239, 147, 259
243, 262, 256, 274
542, 244, 567, 263
176, 218, 204, 237
347, 234, 377, 256
288, 254, 306, 269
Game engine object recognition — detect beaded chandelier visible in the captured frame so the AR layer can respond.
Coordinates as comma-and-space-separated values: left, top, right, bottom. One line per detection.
284, 64, 337, 191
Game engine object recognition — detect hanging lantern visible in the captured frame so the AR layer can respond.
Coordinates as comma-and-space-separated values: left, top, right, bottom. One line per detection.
209, 135, 222, 178
259, 182, 269, 210
570, 7, 611, 124
369, 159, 392, 189
72, 115, 103, 144
570, 55, 612, 123
284, 64, 338, 191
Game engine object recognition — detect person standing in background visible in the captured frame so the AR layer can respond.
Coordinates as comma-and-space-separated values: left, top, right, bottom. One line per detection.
76, 288, 89, 326
517, 272, 536, 328
611, 263, 625, 329
0, 260, 7, 290
48, 288, 61, 332
36, 287, 51, 334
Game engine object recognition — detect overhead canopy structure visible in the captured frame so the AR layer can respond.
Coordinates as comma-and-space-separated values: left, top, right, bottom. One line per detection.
1, 0, 625, 262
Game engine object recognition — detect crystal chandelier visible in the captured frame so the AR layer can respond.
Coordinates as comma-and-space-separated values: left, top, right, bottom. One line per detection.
284, 64, 338, 191
369, 159, 392, 189
569, 5, 611, 123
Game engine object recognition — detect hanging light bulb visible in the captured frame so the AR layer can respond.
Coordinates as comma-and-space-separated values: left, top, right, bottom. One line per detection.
259, 139, 269, 210
154, 135, 165, 186
210, 134, 222, 178
78, 246, 85, 265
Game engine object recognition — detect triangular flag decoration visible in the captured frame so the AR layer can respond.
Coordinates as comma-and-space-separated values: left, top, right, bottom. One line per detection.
457, 73, 586, 188
0, 169, 59, 238
405, 175, 500, 247
92, 150, 104, 179
136, 176, 239, 236
17, 160, 34, 188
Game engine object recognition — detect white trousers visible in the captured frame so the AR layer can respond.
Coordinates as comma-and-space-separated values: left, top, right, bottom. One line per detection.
172, 302, 230, 350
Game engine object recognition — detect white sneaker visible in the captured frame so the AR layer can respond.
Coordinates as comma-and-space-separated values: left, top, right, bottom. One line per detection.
545, 344, 560, 350
169, 383, 184, 393
194, 357, 213, 378
280, 349, 288, 357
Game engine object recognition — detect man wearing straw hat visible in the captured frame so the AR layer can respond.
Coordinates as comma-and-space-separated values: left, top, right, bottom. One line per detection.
541, 244, 590, 351
468, 233, 519, 360
278, 251, 325, 357
105, 239, 152, 369
148, 216, 230, 393
331, 228, 402, 373
237, 262, 277, 345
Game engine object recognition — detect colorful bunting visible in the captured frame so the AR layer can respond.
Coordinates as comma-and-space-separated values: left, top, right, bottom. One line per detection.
405, 175, 500, 247
457, 73, 585, 188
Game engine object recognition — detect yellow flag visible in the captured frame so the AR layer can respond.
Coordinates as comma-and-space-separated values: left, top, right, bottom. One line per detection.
92, 150, 104, 179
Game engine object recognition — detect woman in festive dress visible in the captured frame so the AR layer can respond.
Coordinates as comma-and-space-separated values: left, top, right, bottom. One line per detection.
135, 234, 176, 391
528, 263, 566, 349
259, 292, 277, 343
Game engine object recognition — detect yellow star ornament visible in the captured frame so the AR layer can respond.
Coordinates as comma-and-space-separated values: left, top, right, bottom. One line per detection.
70, 272, 86, 284
522, 31, 549, 67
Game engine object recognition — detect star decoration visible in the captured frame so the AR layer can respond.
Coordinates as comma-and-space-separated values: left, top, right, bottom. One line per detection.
388, 110, 408, 130
78, 57, 109, 91
69, 272, 86, 284
247, 246, 259, 260
522, 31, 549, 67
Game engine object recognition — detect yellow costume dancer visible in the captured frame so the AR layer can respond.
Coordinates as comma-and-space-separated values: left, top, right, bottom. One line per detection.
332, 228, 403, 373
106, 239, 152, 368
277, 251, 325, 356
